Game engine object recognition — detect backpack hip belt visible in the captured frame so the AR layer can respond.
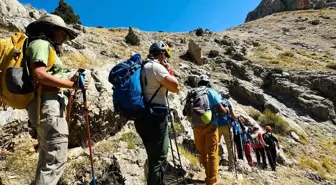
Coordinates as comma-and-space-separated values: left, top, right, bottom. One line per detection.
40, 85, 61, 95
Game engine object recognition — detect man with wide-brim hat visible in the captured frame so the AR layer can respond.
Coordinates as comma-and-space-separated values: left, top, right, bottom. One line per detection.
25, 14, 86, 185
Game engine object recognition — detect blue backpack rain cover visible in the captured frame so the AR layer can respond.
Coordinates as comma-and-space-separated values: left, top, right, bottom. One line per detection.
108, 54, 146, 120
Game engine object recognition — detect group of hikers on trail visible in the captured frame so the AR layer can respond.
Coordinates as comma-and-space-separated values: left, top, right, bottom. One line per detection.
0, 14, 280, 185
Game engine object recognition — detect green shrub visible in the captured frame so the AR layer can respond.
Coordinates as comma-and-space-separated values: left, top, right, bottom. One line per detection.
247, 109, 261, 120
51, 0, 81, 24
109, 28, 116, 32
96, 26, 104, 28
125, 27, 140, 46
121, 132, 137, 149
258, 109, 290, 134
195, 27, 203, 36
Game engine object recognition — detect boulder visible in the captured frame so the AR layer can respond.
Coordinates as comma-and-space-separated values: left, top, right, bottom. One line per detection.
188, 40, 206, 65
229, 78, 266, 110
277, 151, 293, 167
67, 65, 128, 147
214, 35, 236, 46
289, 131, 300, 142
264, 75, 336, 122
208, 50, 219, 58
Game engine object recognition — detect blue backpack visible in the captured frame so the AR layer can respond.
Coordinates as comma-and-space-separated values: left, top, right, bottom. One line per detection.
108, 54, 160, 120
231, 118, 241, 135
217, 99, 231, 126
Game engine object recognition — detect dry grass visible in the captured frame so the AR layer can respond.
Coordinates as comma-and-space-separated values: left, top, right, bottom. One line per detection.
279, 51, 295, 58
0, 139, 37, 184
250, 45, 329, 71
61, 52, 94, 68
291, 128, 309, 145
326, 61, 336, 70
94, 139, 118, 153
178, 146, 198, 167
300, 156, 336, 183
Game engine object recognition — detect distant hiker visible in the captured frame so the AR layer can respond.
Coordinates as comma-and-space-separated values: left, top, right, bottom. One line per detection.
183, 75, 229, 185
217, 98, 235, 170
263, 126, 280, 171
134, 41, 179, 185
231, 116, 245, 161
242, 126, 253, 166
25, 14, 86, 185
250, 126, 267, 169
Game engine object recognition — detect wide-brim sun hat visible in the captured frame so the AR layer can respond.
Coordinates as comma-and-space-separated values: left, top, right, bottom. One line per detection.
28, 14, 78, 40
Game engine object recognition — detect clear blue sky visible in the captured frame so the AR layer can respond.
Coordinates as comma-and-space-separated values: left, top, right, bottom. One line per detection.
18, 0, 261, 32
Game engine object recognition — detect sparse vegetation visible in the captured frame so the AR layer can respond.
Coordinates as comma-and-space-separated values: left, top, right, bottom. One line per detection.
247, 108, 262, 120
291, 128, 309, 145
300, 156, 336, 182
109, 28, 116, 32
121, 132, 137, 149
326, 62, 336, 70
1, 140, 37, 181
195, 27, 203, 36
258, 109, 290, 134
178, 145, 198, 167
61, 52, 93, 68
125, 27, 140, 46
94, 139, 118, 153
275, 45, 283, 50
280, 51, 295, 58
51, 0, 81, 24
97, 26, 104, 28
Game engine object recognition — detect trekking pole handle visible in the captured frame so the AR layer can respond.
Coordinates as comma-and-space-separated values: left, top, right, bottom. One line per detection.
78, 73, 86, 89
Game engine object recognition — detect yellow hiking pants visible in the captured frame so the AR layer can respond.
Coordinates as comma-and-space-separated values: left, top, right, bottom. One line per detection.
193, 124, 219, 185
218, 125, 234, 167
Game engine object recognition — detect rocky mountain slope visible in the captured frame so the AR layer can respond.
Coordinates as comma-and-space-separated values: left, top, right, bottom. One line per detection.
245, 0, 336, 22
0, 0, 336, 185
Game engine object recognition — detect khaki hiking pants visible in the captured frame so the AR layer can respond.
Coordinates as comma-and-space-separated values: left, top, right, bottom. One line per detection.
193, 124, 219, 185
28, 92, 68, 185
218, 126, 234, 168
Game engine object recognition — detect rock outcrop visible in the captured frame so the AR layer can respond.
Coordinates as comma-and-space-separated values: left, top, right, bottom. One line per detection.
245, 0, 335, 22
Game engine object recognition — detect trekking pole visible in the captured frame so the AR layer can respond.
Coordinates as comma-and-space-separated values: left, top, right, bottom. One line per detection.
228, 123, 238, 179
78, 73, 96, 185
166, 92, 187, 185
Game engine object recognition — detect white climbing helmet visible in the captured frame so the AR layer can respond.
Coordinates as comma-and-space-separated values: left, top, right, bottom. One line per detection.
198, 74, 210, 83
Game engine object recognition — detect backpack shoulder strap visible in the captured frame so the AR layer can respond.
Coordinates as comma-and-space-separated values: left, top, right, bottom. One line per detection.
141, 59, 161, 106
46, 45, 57, 71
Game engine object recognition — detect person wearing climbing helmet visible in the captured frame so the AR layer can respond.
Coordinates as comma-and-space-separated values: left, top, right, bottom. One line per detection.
134, 41, 179, 185
183, 74, 229, 185
25, 14, 88, 185
262, 126, 280, 171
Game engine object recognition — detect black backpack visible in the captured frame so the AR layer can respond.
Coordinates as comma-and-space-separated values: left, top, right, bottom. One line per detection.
263, 132, 276, 148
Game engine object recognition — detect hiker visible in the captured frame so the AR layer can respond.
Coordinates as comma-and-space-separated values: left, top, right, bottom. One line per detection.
250, 126, 267, 169
263, 126, 280, 171
217, 98, 235, 170
25, 14, 86, 185
231, 116, 245, 160
183, 75, 229, 185
134, 41, 179, 185
242, 126, 253, 166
